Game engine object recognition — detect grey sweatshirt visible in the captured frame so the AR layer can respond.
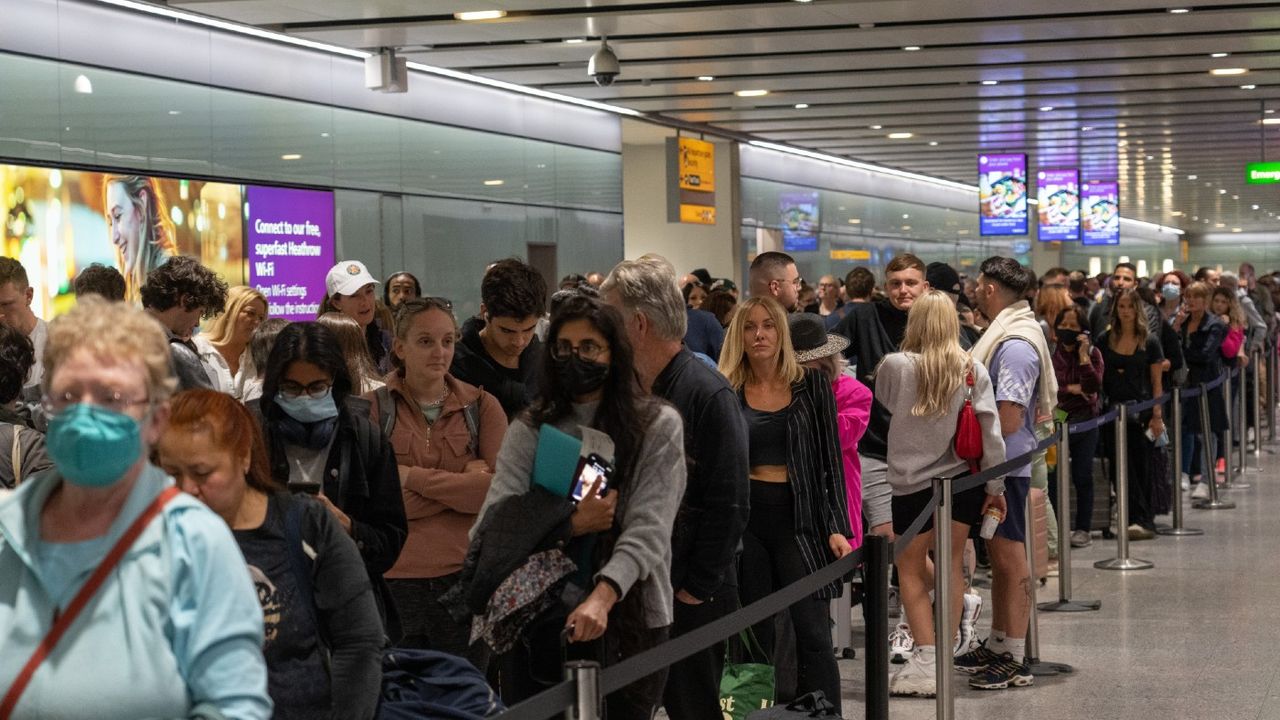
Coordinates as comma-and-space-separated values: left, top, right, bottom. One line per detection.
477, 400, 686, 628
874, 353, 1007, 496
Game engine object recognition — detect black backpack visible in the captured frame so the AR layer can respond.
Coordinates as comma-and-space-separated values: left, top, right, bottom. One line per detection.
375, 386, 481, 456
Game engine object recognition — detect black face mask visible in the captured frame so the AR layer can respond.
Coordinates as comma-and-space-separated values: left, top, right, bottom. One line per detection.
556, 355, 610, 396
1056, 329, 1079, 347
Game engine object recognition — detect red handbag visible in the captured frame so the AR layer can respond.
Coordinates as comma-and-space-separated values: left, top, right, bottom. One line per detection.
954, 368, 983, 474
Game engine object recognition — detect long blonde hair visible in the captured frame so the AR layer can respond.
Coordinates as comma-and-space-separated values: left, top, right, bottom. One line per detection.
719, 296, 804, 390
318, 312, 381, 391
899, 290, 969, 417
205, 285, 267, 345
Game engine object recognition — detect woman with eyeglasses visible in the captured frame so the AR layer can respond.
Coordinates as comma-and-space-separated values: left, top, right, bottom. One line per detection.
159, 390, 384, 720
475, 295, 685, 719
0, 297, 271, 718
719, 296, 853, 708
365, 298, 506, 669
252, 322, 408, 638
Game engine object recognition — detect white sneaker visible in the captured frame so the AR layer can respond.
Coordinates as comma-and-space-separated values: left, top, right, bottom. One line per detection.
889, 647, 937, 697
1191, 482, 1211, 501
954, 592, 983, 655
1180, 473, 1191, 492
889, 622, 915, 664
887, 586, 902, 618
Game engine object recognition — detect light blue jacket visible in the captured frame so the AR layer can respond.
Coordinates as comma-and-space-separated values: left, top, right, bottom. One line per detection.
0, 464, 272, 719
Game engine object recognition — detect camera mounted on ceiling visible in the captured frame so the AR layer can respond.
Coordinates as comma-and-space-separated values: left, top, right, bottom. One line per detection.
588, 37, 620, 87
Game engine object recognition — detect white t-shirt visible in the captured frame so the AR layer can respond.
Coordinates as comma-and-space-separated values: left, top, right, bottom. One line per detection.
24, 318, 47, 389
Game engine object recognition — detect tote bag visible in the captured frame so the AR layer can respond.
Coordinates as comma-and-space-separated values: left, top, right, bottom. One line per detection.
720, 630, 775, 720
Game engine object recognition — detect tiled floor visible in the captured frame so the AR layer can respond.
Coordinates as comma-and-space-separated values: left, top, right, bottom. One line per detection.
835, 450, 1280, 720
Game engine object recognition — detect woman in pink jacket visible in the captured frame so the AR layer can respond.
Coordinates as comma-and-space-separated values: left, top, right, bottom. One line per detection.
789, 313, 872, 545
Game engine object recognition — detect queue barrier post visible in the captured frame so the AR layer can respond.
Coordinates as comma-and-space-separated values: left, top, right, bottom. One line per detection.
1251, 349, 1264, 464
1270, 343, 1278, 443
1193, 383, 1236, 510
1040, 420, 1102, 611
931, 477, 955, 720
1220, 373, 1249, 490
1095, 403, 1153, 571
864, 533, 890, 720
1158, 386, 1203, 536
1238, 363, 1256, 474
564, 661, 601, 720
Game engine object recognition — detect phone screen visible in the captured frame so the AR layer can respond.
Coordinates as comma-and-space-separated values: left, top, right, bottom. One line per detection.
570, 455, 611, 502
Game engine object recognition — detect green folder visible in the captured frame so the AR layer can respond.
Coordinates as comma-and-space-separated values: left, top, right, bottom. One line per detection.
533, 424, 582, 497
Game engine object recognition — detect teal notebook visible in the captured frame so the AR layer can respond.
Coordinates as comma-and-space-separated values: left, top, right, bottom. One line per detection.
532, 424, 583, 497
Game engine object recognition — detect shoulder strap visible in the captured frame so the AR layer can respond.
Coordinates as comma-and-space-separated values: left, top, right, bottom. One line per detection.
0, 486, 180, 718
462, 401, 481, 457
10, 425, 22, 486
375, 385, 396, 439
282, 495, 319, 631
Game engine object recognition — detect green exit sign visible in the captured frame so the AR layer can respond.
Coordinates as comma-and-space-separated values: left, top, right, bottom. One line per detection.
1247, 162, 1280, 184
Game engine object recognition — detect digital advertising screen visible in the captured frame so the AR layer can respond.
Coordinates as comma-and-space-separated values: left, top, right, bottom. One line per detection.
245, 185, 335, 321
0, 164, 243, 317
1080, 181, 1120, 246
978, 154, 1028, 236
1036, 168, 1080, 242
780, 191, 820, 252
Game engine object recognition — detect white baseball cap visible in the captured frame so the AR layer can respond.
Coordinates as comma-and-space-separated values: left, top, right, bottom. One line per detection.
325, 260, 379, 297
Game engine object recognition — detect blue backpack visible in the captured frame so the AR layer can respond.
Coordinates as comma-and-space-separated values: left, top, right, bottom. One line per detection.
376, 648, 505, 719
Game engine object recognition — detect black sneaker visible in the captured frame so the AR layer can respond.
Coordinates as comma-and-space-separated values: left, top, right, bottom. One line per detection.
953, 640, 1000, 675
968, 653, 1034, 690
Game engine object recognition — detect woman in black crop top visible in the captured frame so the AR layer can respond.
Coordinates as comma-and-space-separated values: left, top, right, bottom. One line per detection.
718, 296, 851, 708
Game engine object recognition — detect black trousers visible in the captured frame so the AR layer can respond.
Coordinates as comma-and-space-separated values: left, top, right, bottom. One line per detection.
1104, 421, 1154, 528
389, 574, 490, 672
662, 586, 738, 720
739, 481, 842, 706
1047, 426, 1100, 532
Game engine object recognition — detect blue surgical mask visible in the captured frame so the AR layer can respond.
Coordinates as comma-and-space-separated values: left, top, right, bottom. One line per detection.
275, 388, 340, 423
46, 403, 144, 488
1161, 283, 1181, 301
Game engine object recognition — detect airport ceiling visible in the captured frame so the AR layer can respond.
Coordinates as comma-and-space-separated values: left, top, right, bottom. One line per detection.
169, 0, 1280, 234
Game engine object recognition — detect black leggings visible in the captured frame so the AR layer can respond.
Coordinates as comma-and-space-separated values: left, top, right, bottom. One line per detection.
740, 481, 841, 705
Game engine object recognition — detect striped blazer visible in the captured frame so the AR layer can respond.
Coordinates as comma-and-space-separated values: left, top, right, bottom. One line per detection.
739, 367, 852, 599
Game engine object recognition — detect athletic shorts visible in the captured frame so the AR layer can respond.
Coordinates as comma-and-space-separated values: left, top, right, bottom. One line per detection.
891, 480, 987, 537
994, 476, 1030, 542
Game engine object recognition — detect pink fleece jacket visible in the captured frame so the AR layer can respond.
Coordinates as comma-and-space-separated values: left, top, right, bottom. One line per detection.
833, 374, 873, 547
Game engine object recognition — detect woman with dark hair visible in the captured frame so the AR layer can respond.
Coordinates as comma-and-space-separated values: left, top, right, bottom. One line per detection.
367, 298, 506, 669
253, 322, 407, 637
681, 281, 708, 311
1098, 288, 1165, 539
0, 324, 51, 488
384, 272, 422, 309
703, 289, 737, 328
476, 295, 685, 718
159, 390, 384, 720
1050, 304, 1104, 547
1177, 282, 1229, 496
719, 296, 852, 707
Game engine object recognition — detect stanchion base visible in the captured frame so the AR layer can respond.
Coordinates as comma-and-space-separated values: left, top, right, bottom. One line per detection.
1038, 599, 1101, 612
1156, 526, 1204, 536
1223, 480, 1252, 488
1093, 557, 1154, 570
1192, 499, 1237, 509
1026, 659, 1075, 676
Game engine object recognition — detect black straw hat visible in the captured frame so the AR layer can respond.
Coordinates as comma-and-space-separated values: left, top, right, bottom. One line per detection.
788, 313, 850, 362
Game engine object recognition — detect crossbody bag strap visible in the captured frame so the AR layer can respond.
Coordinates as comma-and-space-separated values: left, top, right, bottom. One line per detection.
10, 426, 22, 485
0, 485, 181, 719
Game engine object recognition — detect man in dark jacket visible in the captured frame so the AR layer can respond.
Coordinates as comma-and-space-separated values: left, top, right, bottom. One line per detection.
603, 257, 749, 720
141, 256, 228, 391
1089, 262, 1163, 338
451, 259, 547, 420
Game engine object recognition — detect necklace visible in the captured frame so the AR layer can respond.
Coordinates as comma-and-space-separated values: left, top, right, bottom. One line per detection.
421, 388, 449, 408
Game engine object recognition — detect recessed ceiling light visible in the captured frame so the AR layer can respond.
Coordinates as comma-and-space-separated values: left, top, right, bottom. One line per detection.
320, 132, 330, 138
454, 10, 506, 20
73, 74, 93, 94
888, 132, 914, 139
1233, 194, 1240, 199
1168, 8, 1191, 13
794, 103, 809, 109
1211, 52, 1229, 58
1171, 211, 1184, 216
483, 179, 505, 186
280, 154, 302, 161
848, 218, 861, 224
697, 75, 715, 81
1253, 204, 1261, 210
1188, 174, 1198, 179
1210, 67, 1249, 75
735, 89, 769, 97
903, 46, 922, 51
1233, 228, 1243, 232
1267, 109, 1276, 114
869, 125, 883, 130
793, 0, 813, 3
902, 225, 912, 230
1146, 155, 1154, 160
167, 110, 182, 115
564, 38, 587, 44
1081, 126, 1093, 131
1242, 84, 1258, 90
1039, 106, 1054, 112
928, 141, 939, 146
981, 80, 999, 85
1220, 189, 1228, 194
1216, 222, 1226, 227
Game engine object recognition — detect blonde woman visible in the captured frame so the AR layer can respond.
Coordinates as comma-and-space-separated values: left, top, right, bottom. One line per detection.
194, 285, 268, 397
103, 175, 178, 302
874, 290, 1007, 698
719, 296, 852, 708
318, 312, 385, 395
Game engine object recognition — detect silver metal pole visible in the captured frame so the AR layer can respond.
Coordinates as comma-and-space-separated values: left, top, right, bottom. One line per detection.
1096, 404, 1153, 570
932, 477, 953, 720
1194, 383, 1236, 510
1158, 386, 1203, 536
1041, 421, 1102, 610
1024, 486, 1041, 658
1271, 343, 1278, 443
1221, 373, 1249, 489
1252, 350, 1263, 464
565, 660, 601, 720
1236, 366, 1252, 475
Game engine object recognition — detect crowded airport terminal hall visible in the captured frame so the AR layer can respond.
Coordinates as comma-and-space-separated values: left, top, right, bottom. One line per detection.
4, 1, 1280, 719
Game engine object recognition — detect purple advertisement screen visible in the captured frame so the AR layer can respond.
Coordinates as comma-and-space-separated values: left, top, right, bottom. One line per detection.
1080, 181, 1120, 246
246, 186, 336, 321
978, 154, 1028, 236
1037, 169, 1080, 242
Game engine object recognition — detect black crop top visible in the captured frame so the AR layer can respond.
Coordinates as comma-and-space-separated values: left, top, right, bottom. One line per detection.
745, 404, 789, 467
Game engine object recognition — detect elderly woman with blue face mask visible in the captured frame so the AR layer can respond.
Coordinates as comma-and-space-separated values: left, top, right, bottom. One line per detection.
250, 321, 407, 639
0, 297, 271, 719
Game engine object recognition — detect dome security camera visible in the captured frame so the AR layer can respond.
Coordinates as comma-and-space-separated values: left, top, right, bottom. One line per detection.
588, 38, 620, 87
